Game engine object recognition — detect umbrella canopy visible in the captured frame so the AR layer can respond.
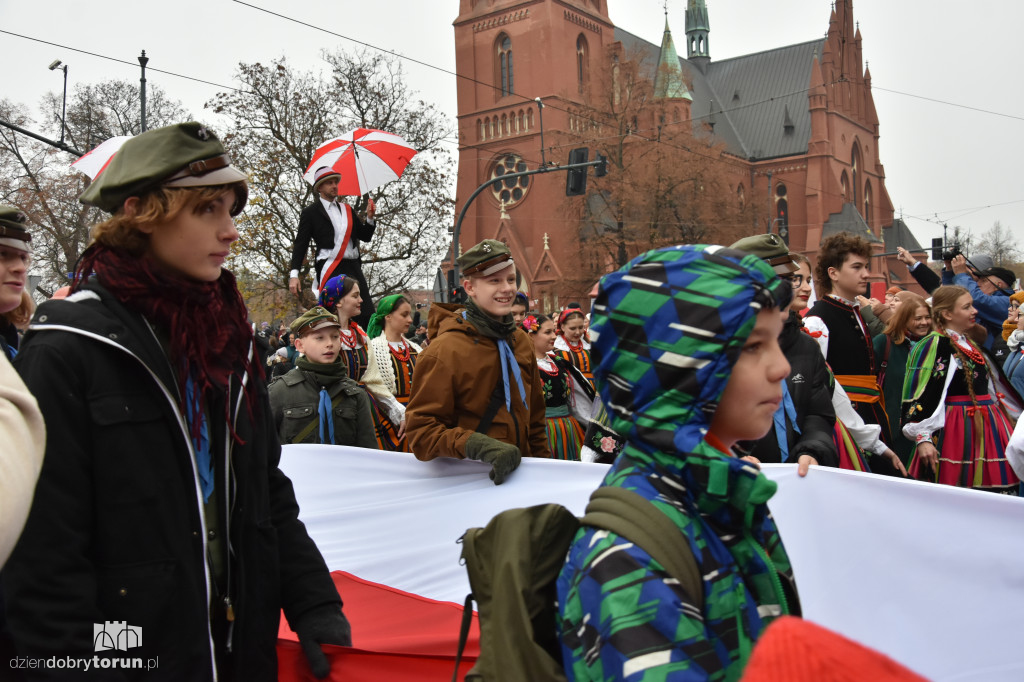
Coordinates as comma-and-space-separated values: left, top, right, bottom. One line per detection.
303, 128, 417, 196
70, 136, 132, 180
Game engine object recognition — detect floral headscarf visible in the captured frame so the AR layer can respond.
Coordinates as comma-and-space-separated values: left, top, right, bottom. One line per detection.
366, 294, 407, 339
317, 274, 349, 313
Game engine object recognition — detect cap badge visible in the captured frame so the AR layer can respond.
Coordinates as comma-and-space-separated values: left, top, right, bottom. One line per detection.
482, 243, 492, 253
196, 127, 210, 141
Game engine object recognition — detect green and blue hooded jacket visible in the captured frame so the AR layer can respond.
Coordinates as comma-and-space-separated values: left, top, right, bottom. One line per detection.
557, 245, 800, 681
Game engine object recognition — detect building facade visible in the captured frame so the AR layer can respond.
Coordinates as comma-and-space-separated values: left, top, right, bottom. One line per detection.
452, 0, 922, 308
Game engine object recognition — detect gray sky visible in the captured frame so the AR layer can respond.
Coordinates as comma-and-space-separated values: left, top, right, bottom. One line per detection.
3, 0, 1022, 258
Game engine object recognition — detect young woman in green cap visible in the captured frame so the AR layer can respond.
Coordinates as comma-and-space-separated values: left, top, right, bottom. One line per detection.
5, 123, 350, 681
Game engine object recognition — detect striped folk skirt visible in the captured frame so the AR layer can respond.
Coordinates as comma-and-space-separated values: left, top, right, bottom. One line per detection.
833, 418, 872, 473
545, 407, 584, 461
907, 394, 1018, 491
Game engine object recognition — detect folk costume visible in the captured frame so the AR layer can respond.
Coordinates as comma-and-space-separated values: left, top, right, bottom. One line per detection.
367, 295, 423, 452
805, 295, 890, 437
318, 276, 406, 450
558, 245, 799, 681
873, 330, 925, 465
553, 310, 593, 388
522, 314, 596, 461
289, 168, 376, 326
902, 330, 1022, 492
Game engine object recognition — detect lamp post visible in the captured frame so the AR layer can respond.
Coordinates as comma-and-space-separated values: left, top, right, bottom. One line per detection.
47, 59, 68, 146
138, 50, 149, 132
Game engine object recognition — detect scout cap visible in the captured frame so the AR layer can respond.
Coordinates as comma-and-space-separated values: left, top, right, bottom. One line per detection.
458, 239, 514, 278
312, 166, 341, 190
79, 122, 248, 215
291, 306, 342, 336
0, 205, 32, 253
729, 233, 799, 275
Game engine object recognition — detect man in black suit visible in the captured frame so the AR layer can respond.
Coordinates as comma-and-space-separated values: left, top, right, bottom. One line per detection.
289, 166, 377, 327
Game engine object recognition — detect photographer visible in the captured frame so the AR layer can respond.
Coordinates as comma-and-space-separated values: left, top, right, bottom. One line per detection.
950, 254, 1015, 356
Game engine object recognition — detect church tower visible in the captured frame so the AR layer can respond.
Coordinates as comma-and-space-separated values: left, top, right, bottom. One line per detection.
684, 0, 710, 72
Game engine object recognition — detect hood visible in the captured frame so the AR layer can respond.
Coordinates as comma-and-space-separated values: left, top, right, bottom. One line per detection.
426, 302, 475, 341
590, 244, 789, 464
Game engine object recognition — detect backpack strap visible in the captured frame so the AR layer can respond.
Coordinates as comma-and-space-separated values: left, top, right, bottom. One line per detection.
452, 592, 475, 682
581, 487, 704, 611
291, 389, 351, 444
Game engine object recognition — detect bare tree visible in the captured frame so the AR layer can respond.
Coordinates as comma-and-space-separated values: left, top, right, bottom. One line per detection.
208, 49, 455, 310
0, 82, 191, 294
973, 221, 1020, 266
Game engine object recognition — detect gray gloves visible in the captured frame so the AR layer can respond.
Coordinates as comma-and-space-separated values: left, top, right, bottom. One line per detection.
465, 432, 522, 485
294, 603, 352, 679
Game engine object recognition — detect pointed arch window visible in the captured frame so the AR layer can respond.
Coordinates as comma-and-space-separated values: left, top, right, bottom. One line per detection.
851, 143, 860, 207
497, 35, 514, 97
576, 35, 589, 93
840, 171, 849, 202
864, 181, 873, 228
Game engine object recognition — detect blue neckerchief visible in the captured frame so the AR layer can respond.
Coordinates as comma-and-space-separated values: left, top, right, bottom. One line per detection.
462, 310, 527, 412
185, 375, 213, 503
318, 388, 336, 445
773, 380, 801, 462
3, 345, 14, 360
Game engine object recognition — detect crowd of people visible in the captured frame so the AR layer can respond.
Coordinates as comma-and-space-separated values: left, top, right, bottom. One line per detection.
1, 120, 1022, 680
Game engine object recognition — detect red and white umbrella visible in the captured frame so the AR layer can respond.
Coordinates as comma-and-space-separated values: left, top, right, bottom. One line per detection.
70, 135, 132, 180
303, 128, 418, 196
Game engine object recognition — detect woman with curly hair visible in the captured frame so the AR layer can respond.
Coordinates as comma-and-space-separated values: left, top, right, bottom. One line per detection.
521, 313, 594, 460
902, 285, 1022, 492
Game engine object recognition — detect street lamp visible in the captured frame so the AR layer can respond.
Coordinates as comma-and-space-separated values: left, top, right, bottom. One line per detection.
138, 50, 149, 132
48, 59, 68, 146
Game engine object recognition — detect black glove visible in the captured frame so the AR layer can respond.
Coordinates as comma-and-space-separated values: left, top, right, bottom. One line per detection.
465, 432, 522, 484
293, 603, 352, 679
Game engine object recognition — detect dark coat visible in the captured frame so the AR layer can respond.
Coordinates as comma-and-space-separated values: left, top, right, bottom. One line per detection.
288, 200, 375, 274
742, 312, 838, 466
6, 282, 340, 681
269, 368, 377, 448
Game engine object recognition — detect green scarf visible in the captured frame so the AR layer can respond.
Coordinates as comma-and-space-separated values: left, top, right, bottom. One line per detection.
463, 299, 517, 340
296, 354, 348, 385
366, 294, 405, 339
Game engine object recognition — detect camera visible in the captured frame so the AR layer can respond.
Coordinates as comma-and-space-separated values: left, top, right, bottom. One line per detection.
941, 245, 962, 261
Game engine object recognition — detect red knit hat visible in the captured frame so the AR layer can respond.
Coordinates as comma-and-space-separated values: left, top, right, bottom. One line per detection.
741, 617, 927, 682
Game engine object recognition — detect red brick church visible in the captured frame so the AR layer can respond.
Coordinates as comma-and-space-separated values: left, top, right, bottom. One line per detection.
452, 0, 923, 308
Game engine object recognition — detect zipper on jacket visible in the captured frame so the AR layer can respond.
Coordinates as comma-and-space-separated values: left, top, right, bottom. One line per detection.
41, 322, 222, 682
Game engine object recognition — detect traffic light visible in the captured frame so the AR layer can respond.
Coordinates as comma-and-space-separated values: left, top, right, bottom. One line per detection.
931, 238, 943, 261
565, 147, 589, 196
594, 152, 608, 177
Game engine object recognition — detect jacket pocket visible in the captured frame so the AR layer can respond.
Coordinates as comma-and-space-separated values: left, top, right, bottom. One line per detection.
281, 405, 317, 444
96, 558, 178, 646
89, 392, 167, 505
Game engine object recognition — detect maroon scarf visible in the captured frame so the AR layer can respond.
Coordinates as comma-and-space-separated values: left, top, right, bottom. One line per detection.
75, 245, 263, 440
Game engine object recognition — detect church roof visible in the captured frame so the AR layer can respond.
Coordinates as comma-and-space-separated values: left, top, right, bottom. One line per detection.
821, 202, 882, 243
883, 217, 924, 253
614, 27, 824, 160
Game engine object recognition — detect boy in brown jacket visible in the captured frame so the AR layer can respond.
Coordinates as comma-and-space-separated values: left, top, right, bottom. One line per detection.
406, 240, 550, 483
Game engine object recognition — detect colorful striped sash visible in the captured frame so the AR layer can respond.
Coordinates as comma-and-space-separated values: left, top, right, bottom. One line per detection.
834, 373, 882, 403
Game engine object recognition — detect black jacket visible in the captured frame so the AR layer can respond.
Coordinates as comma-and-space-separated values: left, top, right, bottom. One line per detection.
6, 282, 340, 681
289, 199, 375, 273
742, 312, 838, 467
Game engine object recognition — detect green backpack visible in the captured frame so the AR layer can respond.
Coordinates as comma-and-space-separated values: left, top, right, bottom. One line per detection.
452, 486, 704, 682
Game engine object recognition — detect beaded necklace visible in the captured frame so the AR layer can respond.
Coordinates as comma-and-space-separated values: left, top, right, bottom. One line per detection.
389, 338, 412, 363
338, 320, 360, 349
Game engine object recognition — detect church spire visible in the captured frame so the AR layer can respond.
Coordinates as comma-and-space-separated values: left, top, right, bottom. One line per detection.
654, 12, 692, 101
685, 0, 710, 69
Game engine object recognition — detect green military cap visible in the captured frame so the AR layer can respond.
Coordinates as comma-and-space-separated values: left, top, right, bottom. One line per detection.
0, 205, 32, 253
79, 122, 249, 215
290, 306, 342, 336
729, 233, 799, 275
458, 239, 514, 278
